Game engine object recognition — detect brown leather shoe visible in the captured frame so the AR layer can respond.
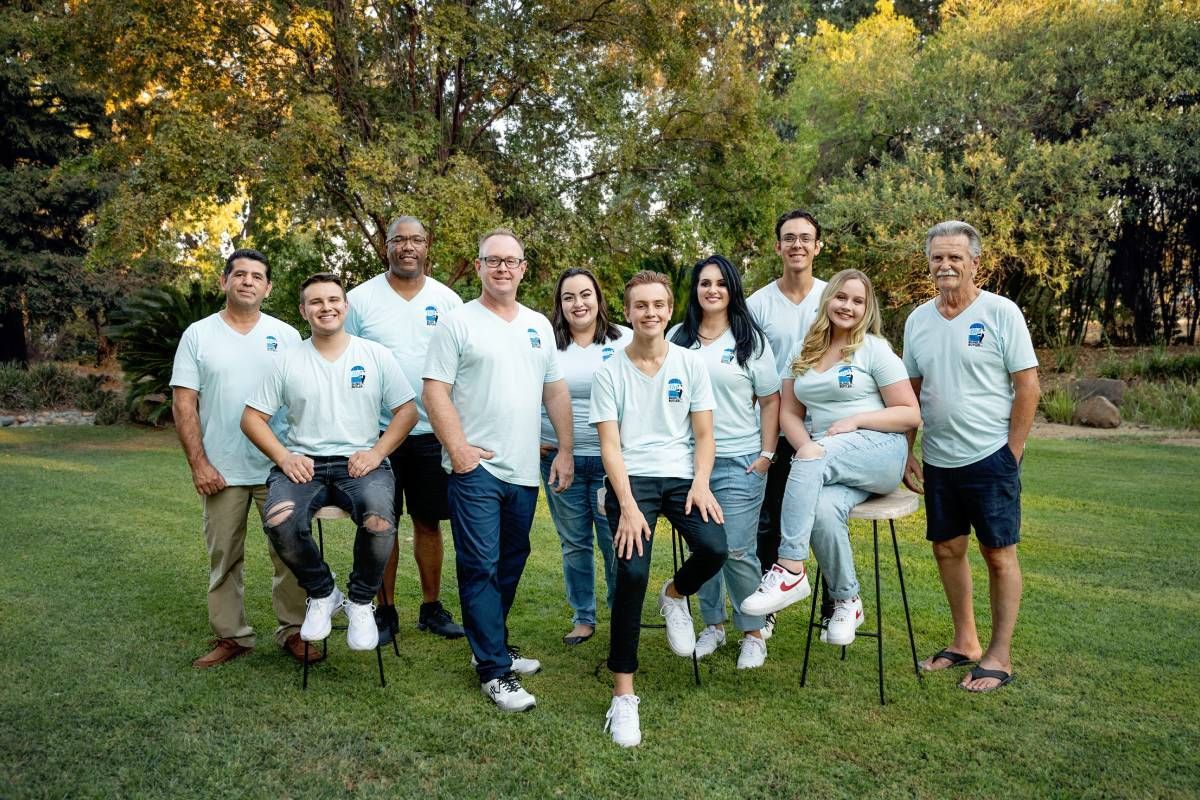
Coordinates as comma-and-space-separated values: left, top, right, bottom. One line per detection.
284, 632, 325, 664
192, 639, 252, 669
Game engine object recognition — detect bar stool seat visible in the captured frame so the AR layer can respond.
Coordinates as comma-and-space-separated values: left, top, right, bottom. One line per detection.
301, 505, 390, 689
800, 487, 923, 704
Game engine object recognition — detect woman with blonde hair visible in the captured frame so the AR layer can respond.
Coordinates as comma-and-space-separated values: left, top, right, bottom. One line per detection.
742, 269, 920, 646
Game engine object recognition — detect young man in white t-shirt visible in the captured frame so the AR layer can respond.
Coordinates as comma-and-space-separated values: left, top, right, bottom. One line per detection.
170, 249, 310, 668
423, 230, 575, 713
242, 273, 418, 654
590, 271, 728, 748
346, 216, 466, 643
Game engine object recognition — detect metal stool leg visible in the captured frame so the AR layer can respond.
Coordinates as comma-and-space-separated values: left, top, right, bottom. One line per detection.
671, 526, 701, 687
891, 520, 923, 683
874, 521, 885, 706
800, 565, 822, 687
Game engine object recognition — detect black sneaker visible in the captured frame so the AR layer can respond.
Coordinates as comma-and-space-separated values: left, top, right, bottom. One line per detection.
375, 604, 399, 646
418, 601, 465, 639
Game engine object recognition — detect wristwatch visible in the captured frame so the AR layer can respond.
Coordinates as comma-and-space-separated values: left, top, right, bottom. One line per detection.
759, 450, 776, 463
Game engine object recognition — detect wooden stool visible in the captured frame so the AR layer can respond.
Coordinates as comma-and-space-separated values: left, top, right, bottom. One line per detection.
300, 505, 389, 690
799, 488, 923, 704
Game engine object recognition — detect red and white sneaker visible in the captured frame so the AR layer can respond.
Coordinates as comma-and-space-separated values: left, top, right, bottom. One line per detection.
741, 564, 811, 616
825, 596, 864, 646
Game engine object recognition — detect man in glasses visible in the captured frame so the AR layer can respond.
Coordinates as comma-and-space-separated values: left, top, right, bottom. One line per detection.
747, 209, 832, 635
424, 229, 575, 712
346, 216, 466, 645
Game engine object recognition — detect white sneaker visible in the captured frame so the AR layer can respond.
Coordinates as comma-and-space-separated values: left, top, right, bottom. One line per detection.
741, 563, 811, 616
737, 635, 767, 669
471, 645, 542, 675
819, 617, 830, 643
300, 587, 345, 642
694, 625, 726, 659
344, 601, 379, 650
657, 581, 696, 657
760, 612, 775, 641
481, 672, 536, 712
825, 596, 864, 646
604, 694, 641, 747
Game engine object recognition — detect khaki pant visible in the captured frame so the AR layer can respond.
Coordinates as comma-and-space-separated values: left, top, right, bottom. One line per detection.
202, 485, 306, 647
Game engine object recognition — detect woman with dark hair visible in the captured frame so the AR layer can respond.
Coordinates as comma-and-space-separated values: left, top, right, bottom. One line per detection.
669, 255, 780, 669
540, 268, 633, 644
741, 269, 920, 647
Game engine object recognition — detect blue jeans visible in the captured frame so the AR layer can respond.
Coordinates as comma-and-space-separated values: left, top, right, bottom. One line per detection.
779, 430, 907, 600
697, 454, 767, 631
262, 457, 396, 605
540, 451, 616, 627
604, 476, 728, 674
447, 466, 539, 682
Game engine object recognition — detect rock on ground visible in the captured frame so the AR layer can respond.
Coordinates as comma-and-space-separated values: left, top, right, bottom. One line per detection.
1073, 395, 1121, 428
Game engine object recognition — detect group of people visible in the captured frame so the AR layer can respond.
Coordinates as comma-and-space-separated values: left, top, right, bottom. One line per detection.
171, 210, 1038, 748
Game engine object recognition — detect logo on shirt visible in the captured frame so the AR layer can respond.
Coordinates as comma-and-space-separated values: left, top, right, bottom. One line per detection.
527, 328, 542, 349
602, 346, 615, 361
265, 335, 278, 352
667, 378, 684, 403
721, 347, 736, 364
968, 322, 986, 347
837, 365, 854, 389
350, 365, 366, 389
424, 305, 439, 326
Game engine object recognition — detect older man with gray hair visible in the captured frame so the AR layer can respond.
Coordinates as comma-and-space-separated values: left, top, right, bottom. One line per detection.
902, 221, 1039, 693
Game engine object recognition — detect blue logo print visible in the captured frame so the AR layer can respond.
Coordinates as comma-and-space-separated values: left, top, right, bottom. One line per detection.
837, 365, 854, 389
527, 328, 542, 349
721, 347, 736, 364
350, 365, 366, 389
601, 346, 615, 361
968, 322, 986, 347
667, 378, 684, 403
265, 335, 278, 352
424, 305, 439, 326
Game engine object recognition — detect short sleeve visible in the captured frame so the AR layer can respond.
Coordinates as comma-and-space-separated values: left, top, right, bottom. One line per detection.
869, 336, 910, 388
688, 355, 716, 413
169, 324, 201, 391
750, 338, 781, 396
246, 359, 285, 417
1000, 302, 1039, 373
542, 319, 563, 383
380, 347, 417, 411
422, 318, 462, 385
589, 362, 619, 425
901, 314, 922, 378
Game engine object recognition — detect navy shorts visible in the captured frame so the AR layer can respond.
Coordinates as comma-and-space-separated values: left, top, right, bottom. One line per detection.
923, 444, 1022, 548
384, 432, 451, 522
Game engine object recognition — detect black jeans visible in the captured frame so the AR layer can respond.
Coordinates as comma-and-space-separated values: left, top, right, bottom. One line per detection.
605, 476, 728, 674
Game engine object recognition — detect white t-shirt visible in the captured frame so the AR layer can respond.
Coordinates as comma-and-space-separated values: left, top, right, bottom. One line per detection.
668, 325, 779, 458
589, 343, 716, 479
789, 334, 908, 437
423, 300, 562, 487
747, 278, 828, 378
247, 336, 414, 457
540, 326, 634, 456
902, 291, 1039, 468
345, 273, 462, 435
170, 312, 301, 486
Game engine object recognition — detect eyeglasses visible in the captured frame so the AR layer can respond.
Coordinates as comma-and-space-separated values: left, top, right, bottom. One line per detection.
387, 235, 428, 247
781, 234, 817, 246
481, 256, 526, 270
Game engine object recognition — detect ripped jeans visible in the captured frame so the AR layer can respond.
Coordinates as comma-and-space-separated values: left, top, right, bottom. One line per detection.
778, 430, 906, 601
262, 456, 396, 604
696, 453, 768, 632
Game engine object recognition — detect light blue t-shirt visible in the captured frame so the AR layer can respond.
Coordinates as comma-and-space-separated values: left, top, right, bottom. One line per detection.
668, 325, 780, 457
540, 326, 633, 456
170, 312, 301, 486
589, 343, 716, 479
902, 291, 1039, 468
345, 273, 463, 435
423, 300, 562, 487
747, 278, 828, 378
247, 336, 414, 457
789, 334, 909, 437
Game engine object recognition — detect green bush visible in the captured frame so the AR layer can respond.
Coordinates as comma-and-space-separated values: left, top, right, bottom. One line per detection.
1039, 387, 1077, 425
104, 282, 224, 424
0, 362, 126, 422
1099, 349, 1200, 383
1122, 380, 1200, 430
1050, 344, 1079, 374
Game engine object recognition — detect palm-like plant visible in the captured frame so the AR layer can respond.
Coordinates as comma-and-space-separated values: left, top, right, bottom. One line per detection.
105, 282, 224, 424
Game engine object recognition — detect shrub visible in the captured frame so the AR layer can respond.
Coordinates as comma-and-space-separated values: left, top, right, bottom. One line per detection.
1039, 387, 1077, 425
1099, 349, 1200, 383
1122, 380, 1200, 430
1051, 344, 1079, 374
0, 362, 126, 422
104, 282, 224, 424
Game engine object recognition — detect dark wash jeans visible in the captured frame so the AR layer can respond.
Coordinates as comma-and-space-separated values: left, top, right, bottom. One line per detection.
604, 476, 728, 674
263, 456, 396, 605
446, 465, 538, 682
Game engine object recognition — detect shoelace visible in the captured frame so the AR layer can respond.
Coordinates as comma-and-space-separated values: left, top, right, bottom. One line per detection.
496, 672, 523, 693
831, 603, 854, 623
605, 696, 639, 730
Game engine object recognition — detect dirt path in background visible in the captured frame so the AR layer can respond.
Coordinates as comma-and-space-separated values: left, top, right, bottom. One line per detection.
1030, 419, 1200, 446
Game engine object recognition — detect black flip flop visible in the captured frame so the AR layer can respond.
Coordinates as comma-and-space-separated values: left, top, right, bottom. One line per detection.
921, 648, 977, 671
563, 630, 595, 645
960, 666, 1014, 692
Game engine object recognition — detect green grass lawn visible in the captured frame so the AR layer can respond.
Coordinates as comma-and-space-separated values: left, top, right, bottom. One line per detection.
2, 426, 1198, 799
